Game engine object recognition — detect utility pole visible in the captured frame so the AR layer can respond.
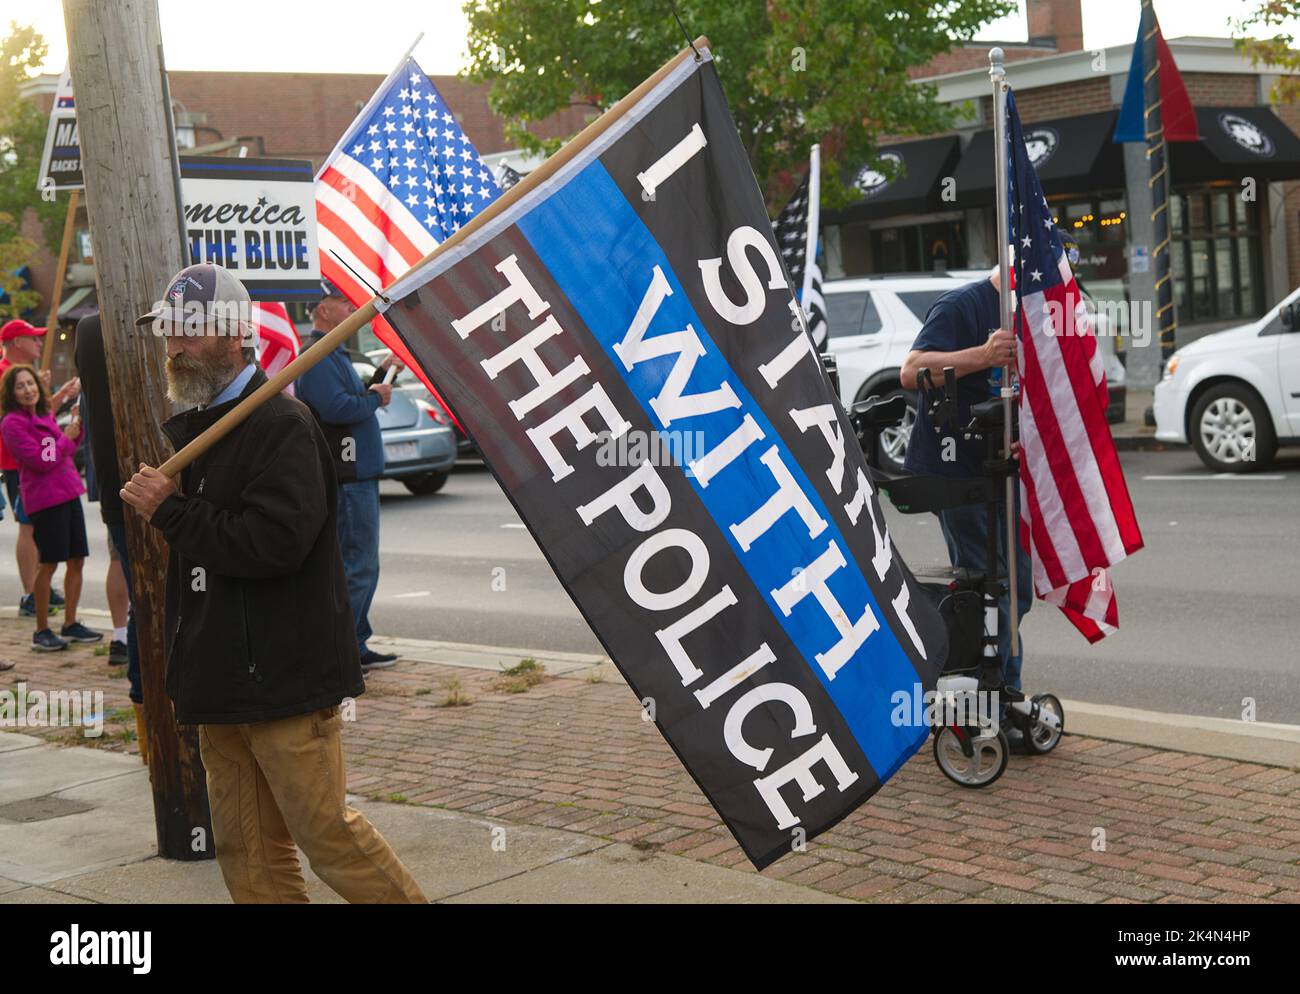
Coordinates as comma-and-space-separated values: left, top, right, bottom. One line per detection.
63, 0, 212, 860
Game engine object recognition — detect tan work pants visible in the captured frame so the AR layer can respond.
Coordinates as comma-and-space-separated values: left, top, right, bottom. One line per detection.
198, 706, 426, 904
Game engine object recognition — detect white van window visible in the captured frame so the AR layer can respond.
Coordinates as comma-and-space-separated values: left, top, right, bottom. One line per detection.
826, 291, 882, 338
897, 290, 950, 324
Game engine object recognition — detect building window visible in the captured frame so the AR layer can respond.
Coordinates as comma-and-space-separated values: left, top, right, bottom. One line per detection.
867, 221, 966, 274
830, 219, 968, 277
1047, 194, 1128, 302
1169, 189, 1263, 322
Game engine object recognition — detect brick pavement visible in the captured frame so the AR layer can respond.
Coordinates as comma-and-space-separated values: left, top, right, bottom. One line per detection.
3, 614, 1297, 904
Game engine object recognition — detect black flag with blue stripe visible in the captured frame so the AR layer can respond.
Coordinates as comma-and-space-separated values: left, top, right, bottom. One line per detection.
378, 46, 945, 868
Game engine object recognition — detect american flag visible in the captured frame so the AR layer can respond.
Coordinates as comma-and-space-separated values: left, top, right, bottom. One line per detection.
314, 57, 501, 401
772, 151, 827, 350
1005, 90, 1144, 642
251, 302, 301, 391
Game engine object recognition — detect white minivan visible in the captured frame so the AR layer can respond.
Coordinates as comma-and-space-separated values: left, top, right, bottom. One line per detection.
1153, 287, 1300, 471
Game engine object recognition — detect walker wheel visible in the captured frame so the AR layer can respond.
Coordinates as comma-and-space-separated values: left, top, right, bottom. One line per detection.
933, 725, 1008, 788
1023, 693, 1064, 755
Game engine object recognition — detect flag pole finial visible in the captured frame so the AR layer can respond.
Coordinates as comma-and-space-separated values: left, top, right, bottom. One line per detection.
989, 47, 1005, 80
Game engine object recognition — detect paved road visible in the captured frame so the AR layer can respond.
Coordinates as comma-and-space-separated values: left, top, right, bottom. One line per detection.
3, 448, 1295, 722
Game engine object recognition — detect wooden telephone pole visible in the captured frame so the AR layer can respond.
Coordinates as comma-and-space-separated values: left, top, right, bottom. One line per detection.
63, 0, 212, 860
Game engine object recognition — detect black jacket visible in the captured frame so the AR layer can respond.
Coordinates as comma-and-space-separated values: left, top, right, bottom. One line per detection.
74, 314, 124, 529
152, 367, 365, 724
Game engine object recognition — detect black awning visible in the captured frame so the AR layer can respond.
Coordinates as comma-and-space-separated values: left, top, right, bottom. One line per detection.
827, 135, 962, 224
1170, 106, 1300, 184
952, 110, 1126, 204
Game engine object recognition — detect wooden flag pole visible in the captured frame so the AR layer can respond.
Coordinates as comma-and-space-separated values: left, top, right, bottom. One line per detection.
41, 188, 79, 372
157, 36, 710, 480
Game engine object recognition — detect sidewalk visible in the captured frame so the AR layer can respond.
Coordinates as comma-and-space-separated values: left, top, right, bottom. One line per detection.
1110, 387, 1174, 452
2, 613, 1297, 904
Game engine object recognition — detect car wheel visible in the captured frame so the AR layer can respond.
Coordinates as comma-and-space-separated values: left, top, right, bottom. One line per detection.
1190, 384, 1276, 473
402, 471, 449, 495
872, 387, 916, 474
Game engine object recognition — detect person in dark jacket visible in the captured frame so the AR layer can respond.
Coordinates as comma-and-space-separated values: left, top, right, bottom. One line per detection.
296, 280, 397, 671
75, 315, 142, 728
122, 262, 425, 904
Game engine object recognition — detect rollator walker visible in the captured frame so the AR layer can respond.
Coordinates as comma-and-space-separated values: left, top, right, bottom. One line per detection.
828, 354, 1065, 788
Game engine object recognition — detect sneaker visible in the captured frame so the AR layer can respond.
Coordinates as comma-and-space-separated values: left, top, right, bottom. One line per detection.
360, 649, 398, 672
50, 589, 65, 608
108, 640, 129, 665
32, 629, 68, 652
60, 622, 103, 644
20, 593, 62, 617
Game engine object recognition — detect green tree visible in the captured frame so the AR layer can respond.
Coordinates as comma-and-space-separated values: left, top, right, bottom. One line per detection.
1232, 2, 1300, 103
463, 0, 1013, 209
0, 21, 66, 318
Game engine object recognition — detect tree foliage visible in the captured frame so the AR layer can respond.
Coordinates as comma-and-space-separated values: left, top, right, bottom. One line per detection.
1233, 2, 1300, 104
464, 0, 1013, 210
0, 22, 65, 317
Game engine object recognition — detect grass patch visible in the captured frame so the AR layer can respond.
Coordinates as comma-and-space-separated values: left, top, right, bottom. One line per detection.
414, 687, 432, 696
494, 657, 546, 694
437, 676, 473, 708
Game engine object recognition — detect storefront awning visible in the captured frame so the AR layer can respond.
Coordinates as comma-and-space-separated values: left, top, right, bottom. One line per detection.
827, 136, 962, 224
57, 285, 97, 324
952, 110, 1126, 204
1170, 106, 1300, 184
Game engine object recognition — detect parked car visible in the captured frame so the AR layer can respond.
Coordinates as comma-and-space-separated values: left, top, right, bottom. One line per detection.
1153, 287, 1300, 472
348, 353, 457, 494
366, 348, 476, 457
825, 271, 1127, 473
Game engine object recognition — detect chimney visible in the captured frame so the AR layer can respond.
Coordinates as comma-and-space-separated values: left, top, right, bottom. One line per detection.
1026, 0, 1084, 53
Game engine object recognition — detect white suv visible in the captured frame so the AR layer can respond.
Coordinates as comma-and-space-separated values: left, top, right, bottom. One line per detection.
825, 271, 1126, 472
1153, 287, 1300, 472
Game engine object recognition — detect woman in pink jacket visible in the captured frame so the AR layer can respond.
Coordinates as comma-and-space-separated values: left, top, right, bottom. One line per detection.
0, 364, 101, 651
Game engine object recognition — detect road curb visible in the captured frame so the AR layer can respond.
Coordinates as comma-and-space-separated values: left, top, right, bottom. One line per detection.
1110, 434, 1189, 452
1062, 698, 1300, 768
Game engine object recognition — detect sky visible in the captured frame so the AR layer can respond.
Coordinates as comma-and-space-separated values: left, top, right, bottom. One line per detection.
4, 0, 1296, 77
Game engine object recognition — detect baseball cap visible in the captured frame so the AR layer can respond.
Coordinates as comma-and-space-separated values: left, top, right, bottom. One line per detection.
135, 262, 251, 336
320, 278, 347, 299
0, 319, 44, 343
1054, 226, 1081, 267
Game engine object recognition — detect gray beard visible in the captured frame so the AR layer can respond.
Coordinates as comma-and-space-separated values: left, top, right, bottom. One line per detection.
166, 356, 244, 408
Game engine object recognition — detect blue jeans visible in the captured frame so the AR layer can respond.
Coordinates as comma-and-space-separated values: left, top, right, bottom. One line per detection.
937, 499, 1033, 694
105, 519, 142, 705
337, 478, 380, 655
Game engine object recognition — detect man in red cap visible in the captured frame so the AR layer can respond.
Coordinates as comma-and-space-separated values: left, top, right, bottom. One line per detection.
0, 319, 81, 617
